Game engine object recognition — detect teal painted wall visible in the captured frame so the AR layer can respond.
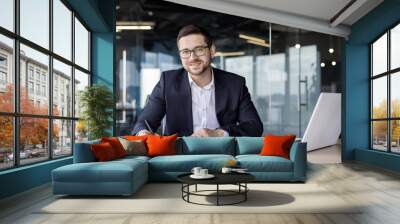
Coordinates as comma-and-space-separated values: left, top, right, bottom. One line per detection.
92, 32, 115, 135
355, 149, 400, 172
0, 0, 115, 200
0, 158, 72, 199
344, 0, 400, 171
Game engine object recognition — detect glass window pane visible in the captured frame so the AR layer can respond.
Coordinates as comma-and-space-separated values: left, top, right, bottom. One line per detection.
75, 120, 88, 143
0, 34, 14, 112
20, 117, 49, 165
53, 119, 72, 158
20, 0, 49, 49
372, 121, 388, 151
74, 18, 89, 70
0, 116, 14, 170
53, 59, 72, 117
53, 0, 72, 60
20, 44, 49, 115
74, 69, 89, 118
391, 72, 400, 118
391, 120, 400, 153
372, 77, 387, 119
372, 33, 387, 76
391, 24, 400, 70
0, 0, 14, 31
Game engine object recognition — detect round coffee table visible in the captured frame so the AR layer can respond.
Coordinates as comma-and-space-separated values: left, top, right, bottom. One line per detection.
177, 172, 255, 206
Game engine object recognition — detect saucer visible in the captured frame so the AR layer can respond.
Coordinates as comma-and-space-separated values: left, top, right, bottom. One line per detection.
190, 174, 215, 179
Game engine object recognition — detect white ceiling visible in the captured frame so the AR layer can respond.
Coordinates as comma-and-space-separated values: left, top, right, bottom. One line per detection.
225, 0, 352, 23
164, 0, 384, 38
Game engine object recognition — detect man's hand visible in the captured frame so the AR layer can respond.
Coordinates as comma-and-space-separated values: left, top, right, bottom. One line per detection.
191, 128, 226, 137
136, 130, 156, 136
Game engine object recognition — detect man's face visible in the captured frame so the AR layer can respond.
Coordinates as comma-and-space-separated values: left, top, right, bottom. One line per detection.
178, 34, 214, 76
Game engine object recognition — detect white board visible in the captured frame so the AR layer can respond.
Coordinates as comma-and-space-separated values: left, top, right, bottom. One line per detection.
302, 93, 341, 151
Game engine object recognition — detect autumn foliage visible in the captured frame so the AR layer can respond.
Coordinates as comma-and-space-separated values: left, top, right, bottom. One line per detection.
372, 99, 400, 141
0, 84, 59, 150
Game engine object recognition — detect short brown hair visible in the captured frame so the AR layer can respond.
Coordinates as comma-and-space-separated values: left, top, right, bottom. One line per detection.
176, 25, 213, 47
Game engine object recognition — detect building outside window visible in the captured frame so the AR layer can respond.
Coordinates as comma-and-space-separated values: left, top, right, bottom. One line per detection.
28, 66, 34, 79
35, 83, 40, 95
41, 85, 46, 97
0, 54, 7, 90
28, 81, 34, 94
0, 54, 7, 67
0, 0, 91, 170
0, 71, 7, 86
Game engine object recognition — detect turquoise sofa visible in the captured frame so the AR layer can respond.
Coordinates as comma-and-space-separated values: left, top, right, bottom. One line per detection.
52, 137, 307, 196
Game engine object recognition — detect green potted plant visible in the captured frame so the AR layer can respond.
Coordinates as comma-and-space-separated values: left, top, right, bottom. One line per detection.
79, 84, 113, 140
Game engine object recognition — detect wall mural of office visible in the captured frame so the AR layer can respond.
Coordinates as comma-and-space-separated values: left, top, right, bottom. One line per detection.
115, 0, 343, 136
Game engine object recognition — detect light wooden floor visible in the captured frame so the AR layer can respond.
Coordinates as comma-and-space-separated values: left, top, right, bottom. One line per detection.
1, 146, 400, 224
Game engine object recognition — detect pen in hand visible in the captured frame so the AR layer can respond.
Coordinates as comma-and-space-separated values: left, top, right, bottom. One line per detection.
144, 120, 154, 134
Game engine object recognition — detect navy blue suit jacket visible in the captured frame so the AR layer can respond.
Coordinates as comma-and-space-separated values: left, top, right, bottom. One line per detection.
132, 67, 263, 137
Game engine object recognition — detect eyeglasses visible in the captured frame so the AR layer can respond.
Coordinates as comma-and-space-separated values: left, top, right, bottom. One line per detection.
179, 45, 209, 59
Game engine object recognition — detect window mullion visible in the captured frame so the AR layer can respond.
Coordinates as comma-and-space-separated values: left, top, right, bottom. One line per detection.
13, 0, 20, 167
71, 10, 76, 154
388, 29, 391, 152
49, 0, 54, 160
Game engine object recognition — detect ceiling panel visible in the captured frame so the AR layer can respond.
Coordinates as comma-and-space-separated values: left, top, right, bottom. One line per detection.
225, 0, 352, 21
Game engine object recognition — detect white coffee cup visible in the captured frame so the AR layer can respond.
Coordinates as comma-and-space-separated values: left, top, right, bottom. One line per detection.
191, 167, 202, 176
221, 167, 232, 174
200, 169, 208, 176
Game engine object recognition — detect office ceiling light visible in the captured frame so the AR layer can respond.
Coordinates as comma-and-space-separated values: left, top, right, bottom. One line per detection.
321, 62, 326, 67
116, 21, 155, 31
214, 51, 245, 57
295, 43, 301, 48
246, 40, 270, 47
331, 61, 337, 66
329, 48, 334, 53
239, 34, 266, 43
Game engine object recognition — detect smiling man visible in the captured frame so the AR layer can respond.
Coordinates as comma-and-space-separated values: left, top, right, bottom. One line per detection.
132, 25, 263, 137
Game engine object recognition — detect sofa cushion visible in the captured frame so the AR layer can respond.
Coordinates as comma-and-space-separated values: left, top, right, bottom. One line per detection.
260, 135, 296, 159
118, 138, 147, 156
236, 155, 293, 172
91, 142, 118, 161
53, 158, 147, 183
73, 139, 100, 163
177, 137, 235, 155
115, 155, 150, 163
123, 135, 148, 142
148, 154, 235, 172
147, 134, 178, 157
235, 137, 263, 155
101, 137, 127, 158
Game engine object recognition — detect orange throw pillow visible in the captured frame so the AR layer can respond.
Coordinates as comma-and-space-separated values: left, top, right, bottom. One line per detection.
146, 134, 178, 157
91, 142, 118, 161
101, 137, 127, 158
259, 135, 296, 159
124, 135, 148, 142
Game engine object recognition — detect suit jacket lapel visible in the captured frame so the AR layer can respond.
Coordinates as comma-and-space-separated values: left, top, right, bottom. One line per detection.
214, 68, 227, 122
176, 70, 193, 134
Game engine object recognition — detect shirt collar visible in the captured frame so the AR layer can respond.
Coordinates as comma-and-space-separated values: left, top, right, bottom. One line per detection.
188, 68, 214, 90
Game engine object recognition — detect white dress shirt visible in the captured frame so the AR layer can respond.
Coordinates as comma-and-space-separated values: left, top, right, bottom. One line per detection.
188, 69, 229, 136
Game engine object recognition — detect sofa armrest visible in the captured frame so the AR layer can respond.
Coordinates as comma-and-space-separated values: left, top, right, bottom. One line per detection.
289, 141, 307, 181
73, 140, 100, 163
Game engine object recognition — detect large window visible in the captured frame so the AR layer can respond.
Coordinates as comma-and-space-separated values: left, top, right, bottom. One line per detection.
0, 0, 91, 171
371, 23, 400, 153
